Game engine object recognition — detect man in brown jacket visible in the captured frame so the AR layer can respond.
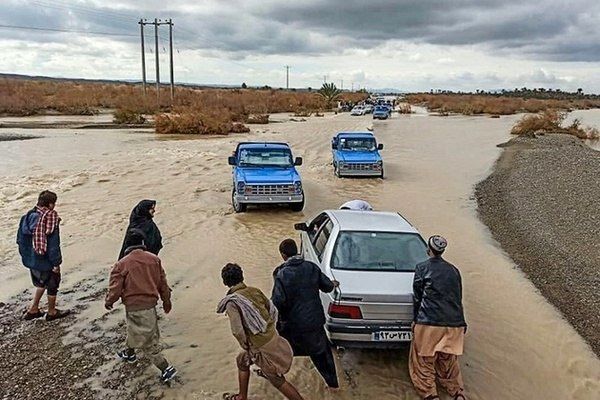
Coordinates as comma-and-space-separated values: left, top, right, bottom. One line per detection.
217, 263, 304, 400
105, 229, 177, 383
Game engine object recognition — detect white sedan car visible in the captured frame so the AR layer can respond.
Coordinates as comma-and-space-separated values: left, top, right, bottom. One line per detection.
294, 210, 429, 348
350, 106, 366, 116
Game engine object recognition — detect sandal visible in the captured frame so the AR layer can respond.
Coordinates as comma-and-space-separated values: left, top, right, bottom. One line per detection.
454, 394, 466, 400
23, 310, 45, 320
46, 309, 71, 322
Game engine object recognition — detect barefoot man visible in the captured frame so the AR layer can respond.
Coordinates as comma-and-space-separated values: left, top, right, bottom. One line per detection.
217, 263, 304, 400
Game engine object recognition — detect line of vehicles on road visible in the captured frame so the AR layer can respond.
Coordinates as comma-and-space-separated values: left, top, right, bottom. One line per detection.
227, 129, 423, 349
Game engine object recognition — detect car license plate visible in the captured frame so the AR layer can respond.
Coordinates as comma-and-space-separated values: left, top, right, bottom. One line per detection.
372, 331, 412, 341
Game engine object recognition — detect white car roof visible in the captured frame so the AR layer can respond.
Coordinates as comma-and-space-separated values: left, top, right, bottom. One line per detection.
326, 210, 420, 234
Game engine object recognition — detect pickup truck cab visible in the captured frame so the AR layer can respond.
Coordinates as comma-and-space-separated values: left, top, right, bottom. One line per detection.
294, 210, 429, 348
373, 105, 391, 120
331, 132, 384, 178
228, 142, 304, 212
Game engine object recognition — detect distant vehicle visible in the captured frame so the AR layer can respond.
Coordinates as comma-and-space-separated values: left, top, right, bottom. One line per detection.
373, 105, 390, 120
363, 104, 373, 114
228, 142, 304, 212
331, 132, 384, 178
294, 210, 429, 348
350, 106, 366, 116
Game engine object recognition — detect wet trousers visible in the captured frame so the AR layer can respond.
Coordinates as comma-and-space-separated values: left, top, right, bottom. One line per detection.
409, 344, 464, 398
283, 327, 339, 388
126, 307, 169, 371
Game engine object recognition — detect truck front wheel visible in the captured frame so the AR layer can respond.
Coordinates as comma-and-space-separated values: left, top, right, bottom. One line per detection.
290, 194, 305, 212
232, 190, 247, 213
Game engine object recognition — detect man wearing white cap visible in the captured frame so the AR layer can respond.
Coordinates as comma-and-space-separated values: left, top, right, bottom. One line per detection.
409, 235, 467, 400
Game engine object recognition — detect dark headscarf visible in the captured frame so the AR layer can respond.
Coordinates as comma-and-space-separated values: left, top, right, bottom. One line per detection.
118, 200, 163, 260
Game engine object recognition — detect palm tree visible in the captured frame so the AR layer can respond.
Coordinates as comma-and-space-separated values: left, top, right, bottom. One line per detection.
318, 83, 342, 108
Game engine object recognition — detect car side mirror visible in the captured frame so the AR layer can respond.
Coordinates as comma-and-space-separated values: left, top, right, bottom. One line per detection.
331, 139, 337, 150
377, 144, 384, 150
294, 222, 308, 231
294, 157, 303, 166
228, 156, 236, 166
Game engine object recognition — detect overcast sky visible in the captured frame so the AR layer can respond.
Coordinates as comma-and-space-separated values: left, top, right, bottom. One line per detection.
2, 0, 600, 92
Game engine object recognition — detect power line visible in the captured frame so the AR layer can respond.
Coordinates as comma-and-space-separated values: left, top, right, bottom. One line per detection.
0, 23, 136, 37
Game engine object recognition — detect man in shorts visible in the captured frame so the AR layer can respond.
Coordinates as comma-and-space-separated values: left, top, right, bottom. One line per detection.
17, 190, 70, 321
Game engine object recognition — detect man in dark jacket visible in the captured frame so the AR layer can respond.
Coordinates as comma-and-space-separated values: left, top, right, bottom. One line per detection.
271, 239, 340, 389
409, 235, 467, 400
16, 190, 70, 321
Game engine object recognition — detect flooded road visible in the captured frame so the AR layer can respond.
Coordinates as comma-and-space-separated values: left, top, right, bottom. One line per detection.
1, 112, 599, 399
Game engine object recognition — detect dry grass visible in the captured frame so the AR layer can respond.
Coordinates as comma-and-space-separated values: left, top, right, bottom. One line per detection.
396, 104, 413, 114
407, 94, 600, 116
246, 114, 269, 124
511, 110, 600, 139
112, 109, 146, 125
0, 78, 368, 134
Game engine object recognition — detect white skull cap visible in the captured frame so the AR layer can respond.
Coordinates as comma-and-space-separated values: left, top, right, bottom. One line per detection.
428, 235, 448, 252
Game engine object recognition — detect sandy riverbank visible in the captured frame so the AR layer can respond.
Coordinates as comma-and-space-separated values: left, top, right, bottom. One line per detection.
476, 134, 600, 355
1, 112, 600, 399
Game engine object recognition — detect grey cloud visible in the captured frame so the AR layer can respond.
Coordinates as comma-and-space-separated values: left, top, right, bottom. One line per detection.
1, 0, 600, 62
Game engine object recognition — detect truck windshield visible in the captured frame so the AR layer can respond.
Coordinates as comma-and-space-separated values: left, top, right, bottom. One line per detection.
331, 231, 428, 272
340, 138, 376, 151
238, 148, 293, 167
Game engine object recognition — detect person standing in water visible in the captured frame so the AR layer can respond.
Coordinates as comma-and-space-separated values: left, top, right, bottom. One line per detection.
339, 199, 373, 211
17, 190, 71, 321
272, 239, 340, 389
118, 200, 162, 260
217, 263, 304, 400
409, 235, 467, 400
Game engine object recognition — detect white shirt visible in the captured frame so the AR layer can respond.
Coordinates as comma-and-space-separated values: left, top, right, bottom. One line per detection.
340, 200, 373, 211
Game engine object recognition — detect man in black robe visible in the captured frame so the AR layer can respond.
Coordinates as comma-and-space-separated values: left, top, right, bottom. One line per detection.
271, 239, 340, 389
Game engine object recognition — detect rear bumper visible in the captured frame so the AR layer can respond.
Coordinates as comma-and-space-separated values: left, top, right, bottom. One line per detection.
326, 320, 412, 348
373, 115, 388, 119
235, 194, 303, 204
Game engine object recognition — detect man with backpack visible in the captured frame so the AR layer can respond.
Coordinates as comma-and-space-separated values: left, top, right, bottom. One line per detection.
17, 190, 70, 321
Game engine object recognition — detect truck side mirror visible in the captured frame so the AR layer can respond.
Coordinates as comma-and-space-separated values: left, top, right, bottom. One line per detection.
377, 144, 384, 150
228, 156, 236, 166
331, 141, 337, 150
294, 157, 303, 166
294, 222, 309, 231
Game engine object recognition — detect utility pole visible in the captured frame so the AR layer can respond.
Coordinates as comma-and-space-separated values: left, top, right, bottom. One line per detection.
168, 19, 174, 103
154, 18, 160, 106
340, 79, 344, 90
284, 65, 290, 89
323, 75, 327, 84
139, 19, 147, 95
351, 82, 354, 91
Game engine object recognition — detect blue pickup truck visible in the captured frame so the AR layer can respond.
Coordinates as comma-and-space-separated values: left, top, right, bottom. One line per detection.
373, 105, 391, 120
228, 142, 305, 212
331, 132, 384, 178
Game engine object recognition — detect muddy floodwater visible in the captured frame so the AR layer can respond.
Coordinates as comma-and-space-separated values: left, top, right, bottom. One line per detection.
1, 111, 599, 399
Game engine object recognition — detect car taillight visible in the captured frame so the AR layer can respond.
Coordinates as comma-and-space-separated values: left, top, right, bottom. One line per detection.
328, 304, 363, 319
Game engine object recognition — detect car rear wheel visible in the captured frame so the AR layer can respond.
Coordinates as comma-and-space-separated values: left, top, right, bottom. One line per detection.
232, 190, 247, 213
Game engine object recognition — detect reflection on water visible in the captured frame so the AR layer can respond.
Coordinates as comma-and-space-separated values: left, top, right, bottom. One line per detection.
0, 112, 599, 399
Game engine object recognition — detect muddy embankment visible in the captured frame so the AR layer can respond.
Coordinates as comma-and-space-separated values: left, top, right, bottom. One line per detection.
476, 134, 600, 355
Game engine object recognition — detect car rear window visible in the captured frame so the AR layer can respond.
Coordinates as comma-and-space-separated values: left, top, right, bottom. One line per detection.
331, 231, 428, 272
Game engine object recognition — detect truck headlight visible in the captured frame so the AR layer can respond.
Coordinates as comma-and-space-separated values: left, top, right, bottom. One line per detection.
339, 162, 346, 169
294, 181, 302, 194
236, 181, 245, 193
